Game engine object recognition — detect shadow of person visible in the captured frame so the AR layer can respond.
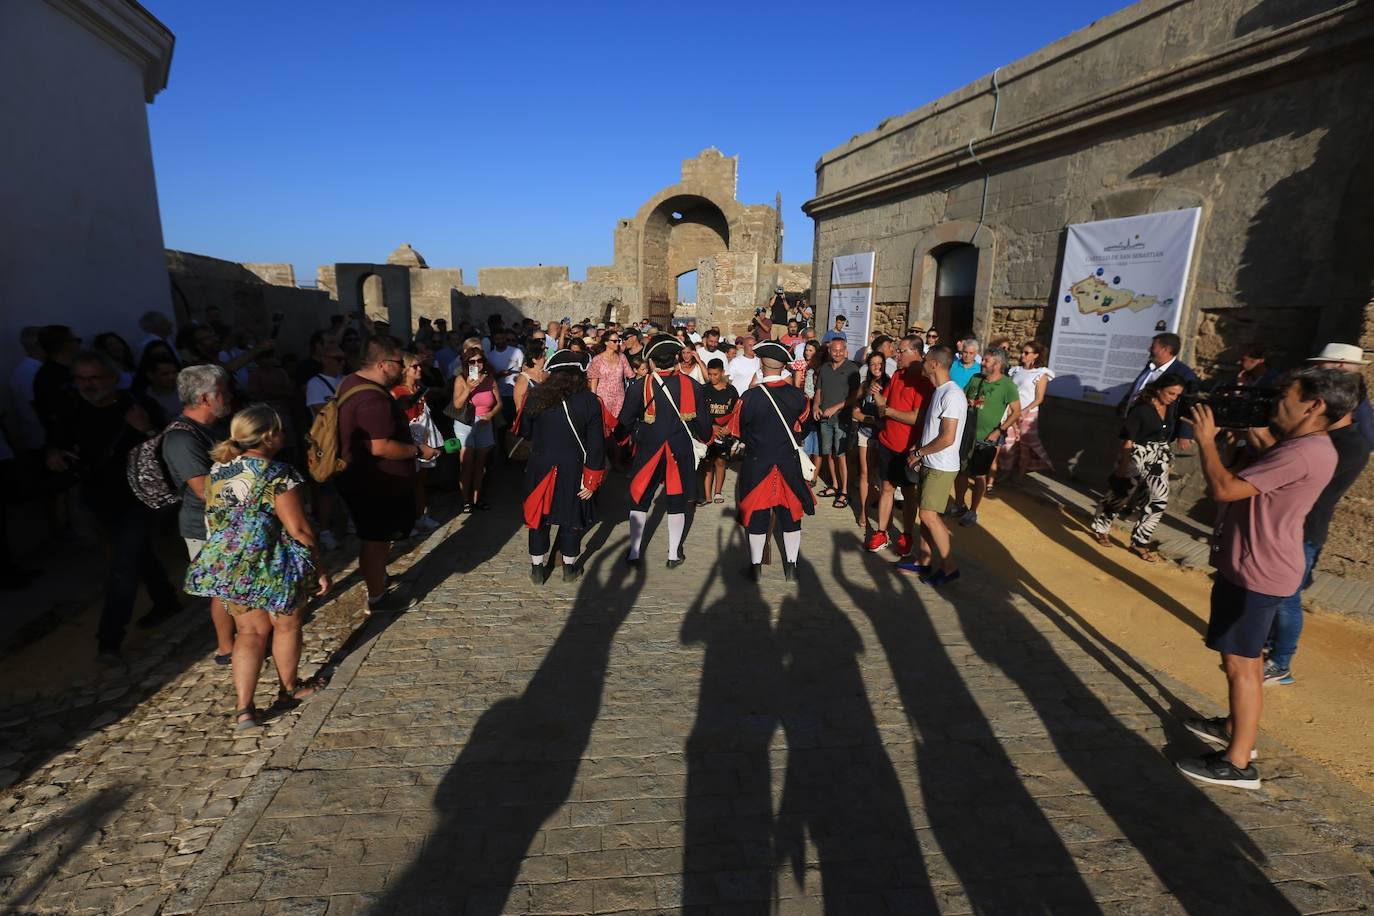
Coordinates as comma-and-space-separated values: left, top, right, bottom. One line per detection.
0, 785, 134, 909
771, 555, 938, 914
377, 546, 644, 915
1017, 483, 1208, 636
830, 533, 1098, 911
937, 534, 1297, 912
680, 528, 786, 913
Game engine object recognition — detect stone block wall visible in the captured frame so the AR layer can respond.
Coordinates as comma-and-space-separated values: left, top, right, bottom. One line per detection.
805, 0, 1374, 580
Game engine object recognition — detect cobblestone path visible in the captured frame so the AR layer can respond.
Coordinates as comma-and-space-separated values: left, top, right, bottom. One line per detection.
4, 472, 1374, 914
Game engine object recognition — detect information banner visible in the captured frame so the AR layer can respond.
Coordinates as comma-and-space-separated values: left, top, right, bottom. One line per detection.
829, 252, 875, 360
1046, 208, 1201, 403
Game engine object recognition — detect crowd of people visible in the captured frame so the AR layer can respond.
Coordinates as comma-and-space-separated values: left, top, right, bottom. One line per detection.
3, 302, 1370, 790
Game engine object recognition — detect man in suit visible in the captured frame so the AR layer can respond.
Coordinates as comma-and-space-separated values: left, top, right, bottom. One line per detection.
1119, 333, 1197, 449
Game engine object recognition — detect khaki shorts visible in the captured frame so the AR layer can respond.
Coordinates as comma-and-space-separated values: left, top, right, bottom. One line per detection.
771, 324, 787, 341
918, 467, 958, 512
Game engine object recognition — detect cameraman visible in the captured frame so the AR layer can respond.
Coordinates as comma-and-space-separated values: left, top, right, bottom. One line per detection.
1178, 366, 1355, 790
750, 306, 773, 342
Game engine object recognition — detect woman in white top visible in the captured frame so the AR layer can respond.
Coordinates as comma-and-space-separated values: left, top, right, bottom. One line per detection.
1000, 339, 1055, 481
678, 344, 706, 384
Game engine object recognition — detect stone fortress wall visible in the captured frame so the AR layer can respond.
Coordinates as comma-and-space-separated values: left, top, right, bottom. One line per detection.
804, 0, 1374, 579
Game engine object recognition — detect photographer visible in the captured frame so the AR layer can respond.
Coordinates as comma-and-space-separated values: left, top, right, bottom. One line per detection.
1091, 372, 1188, 561
768, 287, 789, 340
1177, 367, 1355, 790
750, 306, 773, 342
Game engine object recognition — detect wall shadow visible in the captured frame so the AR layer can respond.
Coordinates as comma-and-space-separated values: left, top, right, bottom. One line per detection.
830, 534, 1098, 911
934, 538, 1296, 912
376, 547, 644, 914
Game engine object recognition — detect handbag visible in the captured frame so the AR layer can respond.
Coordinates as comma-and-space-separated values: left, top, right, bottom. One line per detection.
410, 403, 443, 468
653, 375, 709, 467
757, 384, 817, 482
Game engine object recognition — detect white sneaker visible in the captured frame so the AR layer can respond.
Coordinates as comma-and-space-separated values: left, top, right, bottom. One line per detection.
414, 514, 440, 533
959, 509, 978, 527
319, 530, 340, 551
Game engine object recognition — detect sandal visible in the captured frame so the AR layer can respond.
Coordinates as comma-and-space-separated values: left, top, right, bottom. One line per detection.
833, 495, 849, 509
1128, 544, 1157, 562
275, 674, 329, 708
214, 652, 232, 666
1094, 532, 1112, 546
234, 706, 262, 730
713, 494, 725, 504
817, 487, 837, 498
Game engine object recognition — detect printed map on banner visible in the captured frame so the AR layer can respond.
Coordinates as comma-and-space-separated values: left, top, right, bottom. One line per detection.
829, 252, 875, 360
1046, 208, 1201, 403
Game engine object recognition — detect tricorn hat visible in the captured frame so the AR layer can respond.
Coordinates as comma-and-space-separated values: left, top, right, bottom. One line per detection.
1308, 343, 1369, 366
754, 341, 793, 365
545, 348, 589, 372
644, 333, 683, 360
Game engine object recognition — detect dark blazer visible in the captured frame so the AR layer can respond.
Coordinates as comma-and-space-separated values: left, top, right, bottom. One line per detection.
1118, 359, 1197, 441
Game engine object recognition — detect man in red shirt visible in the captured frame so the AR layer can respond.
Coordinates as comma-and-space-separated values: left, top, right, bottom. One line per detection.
336, 335, 440, 611
864, 335, 931, 555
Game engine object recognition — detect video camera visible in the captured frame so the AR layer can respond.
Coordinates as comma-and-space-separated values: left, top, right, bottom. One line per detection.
1181, 385, 1279, 430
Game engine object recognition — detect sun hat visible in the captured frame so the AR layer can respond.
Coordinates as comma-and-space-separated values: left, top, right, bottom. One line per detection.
1308, 343, 1369, 365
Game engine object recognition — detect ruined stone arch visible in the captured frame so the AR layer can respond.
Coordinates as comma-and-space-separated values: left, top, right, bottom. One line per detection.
908, 220, 998, 340
633, 187, 742, 325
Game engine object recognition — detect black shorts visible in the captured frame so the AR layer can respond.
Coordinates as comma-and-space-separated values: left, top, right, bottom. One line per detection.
872, 441, 914, 488
340, 488, 416, 543
1205, 573, 1283, 658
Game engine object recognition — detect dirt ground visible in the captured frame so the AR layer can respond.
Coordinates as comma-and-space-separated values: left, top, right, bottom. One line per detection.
963, 485, 1374, 798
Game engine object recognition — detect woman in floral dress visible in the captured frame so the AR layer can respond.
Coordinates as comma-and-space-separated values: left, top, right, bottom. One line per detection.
185, 405, 331, 729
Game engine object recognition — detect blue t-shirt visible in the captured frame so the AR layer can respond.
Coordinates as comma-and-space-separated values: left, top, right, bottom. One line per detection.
950, 360, 980, 390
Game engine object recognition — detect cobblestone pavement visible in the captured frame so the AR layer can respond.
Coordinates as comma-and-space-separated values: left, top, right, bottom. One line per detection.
4, 470, 1374, 914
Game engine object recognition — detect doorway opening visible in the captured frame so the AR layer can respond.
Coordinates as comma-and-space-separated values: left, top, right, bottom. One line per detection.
933, 244, 977, 340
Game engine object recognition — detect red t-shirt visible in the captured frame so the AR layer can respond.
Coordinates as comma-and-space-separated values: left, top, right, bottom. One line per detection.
337, 374, 415, 489
877, 365, 934, 452
391, 385, 424, 422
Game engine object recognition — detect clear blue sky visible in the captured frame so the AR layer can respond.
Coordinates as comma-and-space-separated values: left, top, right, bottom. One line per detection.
146, 0, 1129, 286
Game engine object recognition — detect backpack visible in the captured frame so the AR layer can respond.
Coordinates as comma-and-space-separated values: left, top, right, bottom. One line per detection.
304, 382, 385, 483
127, 418, 209, 510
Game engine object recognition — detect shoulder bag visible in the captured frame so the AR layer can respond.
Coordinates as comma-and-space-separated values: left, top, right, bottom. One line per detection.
757, 385, 817, 482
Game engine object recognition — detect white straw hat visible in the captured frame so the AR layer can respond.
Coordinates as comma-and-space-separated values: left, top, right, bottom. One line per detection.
1308, 343, 1369, 365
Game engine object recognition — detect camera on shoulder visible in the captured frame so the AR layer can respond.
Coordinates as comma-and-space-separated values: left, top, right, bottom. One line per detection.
1181, 385, 1279, 429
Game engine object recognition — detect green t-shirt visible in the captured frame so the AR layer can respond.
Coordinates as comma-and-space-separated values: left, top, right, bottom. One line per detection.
963, 374, 1019, 441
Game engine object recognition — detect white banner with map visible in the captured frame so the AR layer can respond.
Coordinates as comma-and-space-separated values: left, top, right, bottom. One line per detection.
1046, 208, 1202, 403
829, 252, 875, 360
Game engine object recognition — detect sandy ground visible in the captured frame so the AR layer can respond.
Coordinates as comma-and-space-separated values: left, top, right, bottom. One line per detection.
960, 484, 1374, 798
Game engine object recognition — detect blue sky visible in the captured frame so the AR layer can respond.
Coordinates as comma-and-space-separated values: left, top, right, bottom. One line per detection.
146, 0, 1129, 285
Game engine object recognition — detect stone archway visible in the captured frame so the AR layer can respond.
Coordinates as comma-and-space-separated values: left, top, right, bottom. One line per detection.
639, 194, 731, 324
334, 263, 411, 332
908, 221, 998, 341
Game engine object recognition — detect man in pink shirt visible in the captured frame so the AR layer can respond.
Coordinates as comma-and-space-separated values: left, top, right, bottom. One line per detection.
1178, 367, 1357, 790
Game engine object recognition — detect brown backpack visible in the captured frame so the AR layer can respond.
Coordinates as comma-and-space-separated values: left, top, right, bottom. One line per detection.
304, 382, 385, 483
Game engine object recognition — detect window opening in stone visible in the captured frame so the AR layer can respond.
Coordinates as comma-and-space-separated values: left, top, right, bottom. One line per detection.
675, 269, 697, 307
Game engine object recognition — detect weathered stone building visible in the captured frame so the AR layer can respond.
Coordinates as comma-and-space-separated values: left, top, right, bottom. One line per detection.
804, 0, 1374, 578
309, 150, 811, 336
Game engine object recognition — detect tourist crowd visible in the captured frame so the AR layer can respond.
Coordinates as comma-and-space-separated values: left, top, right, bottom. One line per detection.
3, 302, 1370, 789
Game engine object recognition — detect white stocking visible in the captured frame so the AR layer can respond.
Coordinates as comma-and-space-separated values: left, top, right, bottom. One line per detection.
562, 553, 579, 567
782, 530, 801, 563
749, 533, 766, 564
530, 553, 549, 566
628, 510, 647, 559
667, 512, 685, 560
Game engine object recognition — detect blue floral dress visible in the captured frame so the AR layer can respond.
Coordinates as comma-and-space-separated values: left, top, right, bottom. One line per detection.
185, 456, 313, 615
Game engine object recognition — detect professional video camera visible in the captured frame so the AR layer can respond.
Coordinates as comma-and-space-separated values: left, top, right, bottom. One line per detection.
1181, 384, 1279, 430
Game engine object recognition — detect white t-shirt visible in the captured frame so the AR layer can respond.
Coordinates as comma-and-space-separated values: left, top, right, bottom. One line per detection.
487, 346, 525, 395
920, 381, 968, 472
687, 331, 703, 344
698, 346, 725, 370
727, 354, 762, 396
305, 373, 342, 410
1008, 366, 1054, 409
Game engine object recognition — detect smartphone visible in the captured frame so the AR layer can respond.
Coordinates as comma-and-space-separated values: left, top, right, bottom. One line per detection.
468, 365, 480, 382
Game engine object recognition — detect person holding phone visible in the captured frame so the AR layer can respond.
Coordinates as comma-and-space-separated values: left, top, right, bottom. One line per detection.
451, 347, 501, 512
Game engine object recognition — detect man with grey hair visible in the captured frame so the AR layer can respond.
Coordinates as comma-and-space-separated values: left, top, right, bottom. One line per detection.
137, 310, 179, 363
950, 336, 981, 389
163, 364, 234, 662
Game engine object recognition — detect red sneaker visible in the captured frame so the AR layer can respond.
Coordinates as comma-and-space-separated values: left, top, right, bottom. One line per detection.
895, 533, 913, 558
864, 531, 890, 552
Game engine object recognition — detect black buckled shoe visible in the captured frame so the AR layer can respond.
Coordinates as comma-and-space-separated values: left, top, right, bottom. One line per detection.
666, 549, 687, 570
782, 560, 797, 582
563, 564, 583, 582
625, 552, 642, 568
530, 562, 546, 585
746, 563, 762, 582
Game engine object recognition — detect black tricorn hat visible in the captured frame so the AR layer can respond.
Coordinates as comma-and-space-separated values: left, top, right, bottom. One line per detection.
754, 341, 793, 364
644, 333, 683, 360
545, 348, 589, 372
